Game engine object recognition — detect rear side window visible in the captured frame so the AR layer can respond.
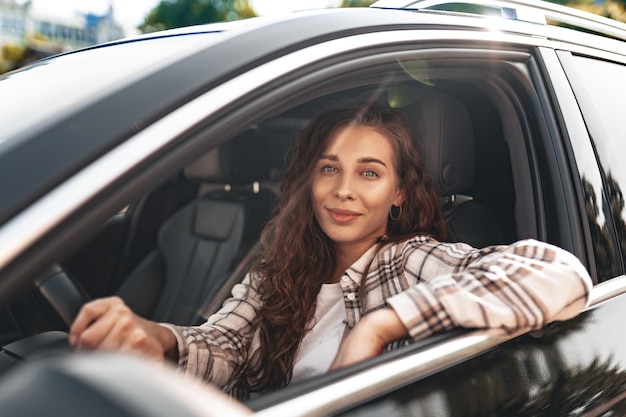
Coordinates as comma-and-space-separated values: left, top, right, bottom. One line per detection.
560, 53, 626, 277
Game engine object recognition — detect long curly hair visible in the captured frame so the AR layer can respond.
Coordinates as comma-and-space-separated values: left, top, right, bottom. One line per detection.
245, 101, 447, 393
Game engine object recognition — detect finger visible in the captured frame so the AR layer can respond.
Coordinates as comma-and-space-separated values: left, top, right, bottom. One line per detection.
99, 314, 164, 361
69, 296, 123, 345
95, 309, 142, 351
75, 299, 131, 349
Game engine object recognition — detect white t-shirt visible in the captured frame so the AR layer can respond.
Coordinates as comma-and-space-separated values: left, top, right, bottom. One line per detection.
291, 283, 346, 382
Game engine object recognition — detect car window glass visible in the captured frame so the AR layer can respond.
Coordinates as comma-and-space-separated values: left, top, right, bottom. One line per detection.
560, 54, 626, 276
0, 33, 221, 152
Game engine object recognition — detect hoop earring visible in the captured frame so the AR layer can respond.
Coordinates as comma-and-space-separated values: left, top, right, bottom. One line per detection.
389, 205, 402, 221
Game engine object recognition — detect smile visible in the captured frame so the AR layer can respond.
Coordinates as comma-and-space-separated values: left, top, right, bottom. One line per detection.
327, 208, 361, 223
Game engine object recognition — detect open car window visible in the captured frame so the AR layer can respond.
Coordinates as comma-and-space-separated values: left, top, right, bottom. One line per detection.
5, 40, 538, 349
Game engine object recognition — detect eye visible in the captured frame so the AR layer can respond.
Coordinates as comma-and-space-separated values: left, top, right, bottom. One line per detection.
362, 169, 379, 178
321, 165, 338, 173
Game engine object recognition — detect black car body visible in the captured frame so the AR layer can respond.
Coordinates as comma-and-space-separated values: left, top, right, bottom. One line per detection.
1, 0, 626, 415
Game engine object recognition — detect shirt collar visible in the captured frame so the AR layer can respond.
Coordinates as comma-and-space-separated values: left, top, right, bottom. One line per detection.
344, 241, 393, 285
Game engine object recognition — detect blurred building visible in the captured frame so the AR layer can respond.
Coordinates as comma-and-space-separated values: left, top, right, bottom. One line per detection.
0, 0, 27, 47
1, 0, 124, 71
31, 4, 125, 48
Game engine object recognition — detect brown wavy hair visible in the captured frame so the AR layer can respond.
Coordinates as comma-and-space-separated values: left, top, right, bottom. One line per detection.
244, 101, 447, 393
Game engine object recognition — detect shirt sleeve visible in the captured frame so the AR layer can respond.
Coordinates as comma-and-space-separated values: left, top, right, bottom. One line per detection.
159, 272, 262, 390
386, 238, 593, 341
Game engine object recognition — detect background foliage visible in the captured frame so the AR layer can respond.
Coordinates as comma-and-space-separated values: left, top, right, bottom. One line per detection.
140, 0, 379, 32
562, 0, 626, 23
140, 0, 257, 32
139, 0, 626, 32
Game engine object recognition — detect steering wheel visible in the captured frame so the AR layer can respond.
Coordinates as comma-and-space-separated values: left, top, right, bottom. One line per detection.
1, 265, 87, 367
7, 264, 89, 336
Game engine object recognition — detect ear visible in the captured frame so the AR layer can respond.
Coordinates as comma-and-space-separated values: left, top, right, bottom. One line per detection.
393, 187, 404, 207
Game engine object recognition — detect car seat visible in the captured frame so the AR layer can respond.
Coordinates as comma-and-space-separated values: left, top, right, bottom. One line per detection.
405, 89, 503, 248
117, 128, 275, 325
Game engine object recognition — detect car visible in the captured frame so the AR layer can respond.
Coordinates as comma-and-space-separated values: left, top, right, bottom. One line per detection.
1, 0, 626, 415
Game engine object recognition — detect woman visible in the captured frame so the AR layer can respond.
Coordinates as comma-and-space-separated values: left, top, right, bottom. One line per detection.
70, 102, 592, 399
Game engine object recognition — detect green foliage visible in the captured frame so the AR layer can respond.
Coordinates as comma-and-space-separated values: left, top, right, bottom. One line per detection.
341, 0, 377, 6
546, 0, 569, 5
140, 0, 257, 33
0, 43, 25, 74
1, 43, 25, 62
546, 0, 626, 23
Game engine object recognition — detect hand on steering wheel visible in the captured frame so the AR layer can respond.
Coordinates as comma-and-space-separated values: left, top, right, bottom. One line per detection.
69, 296, 177, 362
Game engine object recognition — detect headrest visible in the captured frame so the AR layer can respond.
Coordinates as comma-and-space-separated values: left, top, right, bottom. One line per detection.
184, 128, 269, 185
194, 199, 244, 241
405, 90, 475, 196
259, 117, 309, 181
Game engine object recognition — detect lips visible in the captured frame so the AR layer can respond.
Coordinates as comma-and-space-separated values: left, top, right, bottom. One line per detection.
327, 208, 361, 223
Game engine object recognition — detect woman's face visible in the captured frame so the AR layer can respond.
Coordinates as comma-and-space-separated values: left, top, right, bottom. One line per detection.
311, 125, 404, 255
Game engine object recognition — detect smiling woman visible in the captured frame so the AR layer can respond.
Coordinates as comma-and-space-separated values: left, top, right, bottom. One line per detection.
312, 124, 404, 256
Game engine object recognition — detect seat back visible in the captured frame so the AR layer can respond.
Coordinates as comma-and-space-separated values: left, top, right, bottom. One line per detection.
405, 89, 502, 248
118, 129, 274, 324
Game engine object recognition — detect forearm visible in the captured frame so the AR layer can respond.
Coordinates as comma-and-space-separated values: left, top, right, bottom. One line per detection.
362, 308, 409, 345
161, 323, 251, 390
155, 323, 179, 361
392, 239, 592, 340
159, 273, 261, 387
330, 308, 408, 370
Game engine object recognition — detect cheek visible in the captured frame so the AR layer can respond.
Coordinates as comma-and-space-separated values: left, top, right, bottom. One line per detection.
360, 184, 398, 210
310, 182, 325, 222
311, 178, 331, 204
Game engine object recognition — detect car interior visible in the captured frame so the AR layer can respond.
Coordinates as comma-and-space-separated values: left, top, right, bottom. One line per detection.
1, 53, 540, 384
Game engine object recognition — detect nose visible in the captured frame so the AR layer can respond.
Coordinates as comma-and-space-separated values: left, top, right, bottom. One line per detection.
334, 174, 355, 201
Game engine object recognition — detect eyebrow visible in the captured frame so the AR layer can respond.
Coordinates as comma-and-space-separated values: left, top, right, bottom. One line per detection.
319, 154, 388, 167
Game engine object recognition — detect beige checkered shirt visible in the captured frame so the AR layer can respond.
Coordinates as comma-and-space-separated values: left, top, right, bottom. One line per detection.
163, 236, 592, 397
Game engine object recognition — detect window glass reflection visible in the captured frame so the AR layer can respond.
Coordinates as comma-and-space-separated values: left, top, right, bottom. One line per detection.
561, 54, 626, 280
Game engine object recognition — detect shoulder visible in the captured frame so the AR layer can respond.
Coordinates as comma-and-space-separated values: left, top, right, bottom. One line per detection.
375, 235, 568, 267
379, 234, 433, 253
374, 235, 460, 265
379, 235, 476, 258
374, 235, 485, 274
485, 238, 580, 263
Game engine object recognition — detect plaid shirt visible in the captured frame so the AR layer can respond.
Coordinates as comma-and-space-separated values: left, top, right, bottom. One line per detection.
163, 236, 591, 397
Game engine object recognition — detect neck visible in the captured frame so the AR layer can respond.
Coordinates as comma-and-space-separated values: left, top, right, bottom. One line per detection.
327, 239, 377, 283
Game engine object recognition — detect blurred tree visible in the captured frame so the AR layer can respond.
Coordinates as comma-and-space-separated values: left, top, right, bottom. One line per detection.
0, 43, 25, 74
2, 43, 25, 63
140, 0, 257, 33
547, 0, 626, 23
